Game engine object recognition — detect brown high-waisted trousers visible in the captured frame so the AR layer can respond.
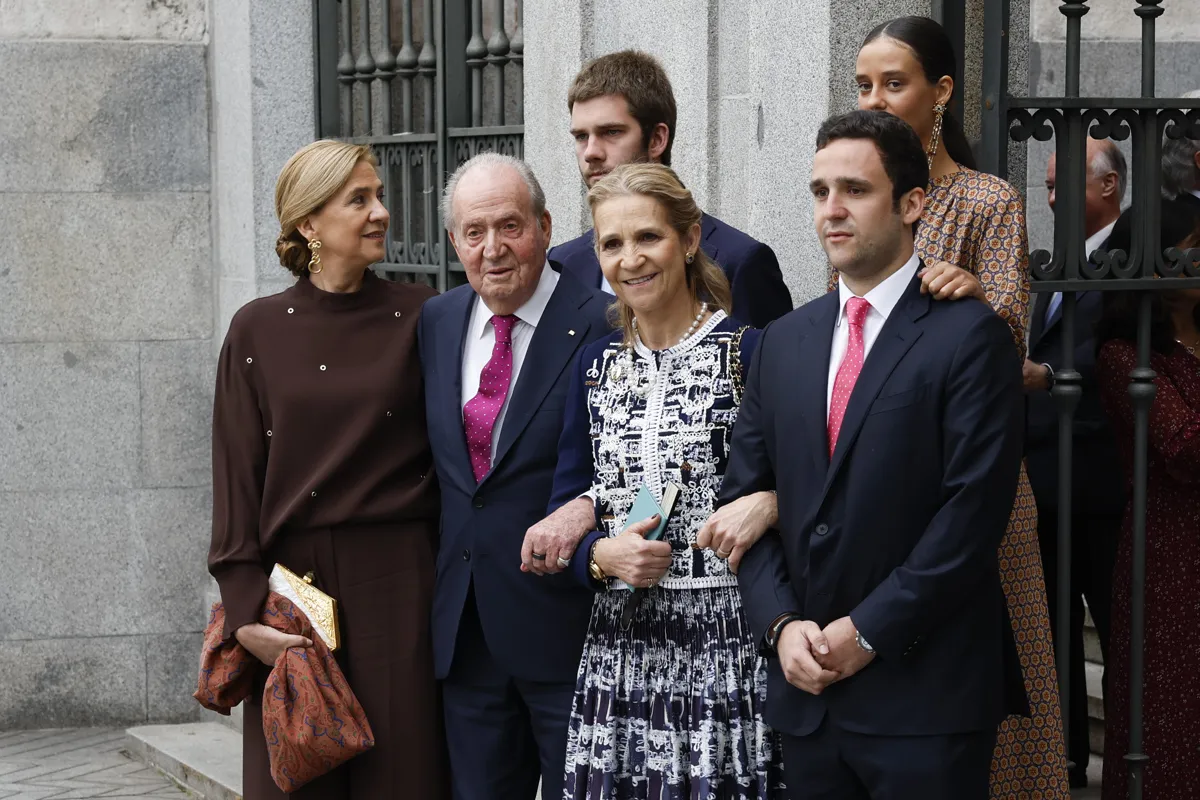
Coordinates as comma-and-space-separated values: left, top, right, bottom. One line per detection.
242, 522, 449, 799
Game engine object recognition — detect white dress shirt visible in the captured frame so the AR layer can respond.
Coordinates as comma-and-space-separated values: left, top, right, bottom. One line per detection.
828, 252, 920, 416
1043, 218, 1117, 325
461, 262, 560, 461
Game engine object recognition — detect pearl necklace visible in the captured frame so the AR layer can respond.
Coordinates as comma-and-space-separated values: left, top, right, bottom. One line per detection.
610, 303, 708, 397
636, 302, 709, 349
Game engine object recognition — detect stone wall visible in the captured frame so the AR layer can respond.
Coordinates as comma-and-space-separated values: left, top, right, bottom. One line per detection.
0, 0, 314, 729
0, 0, 213, 727
525, 0, 1028, 306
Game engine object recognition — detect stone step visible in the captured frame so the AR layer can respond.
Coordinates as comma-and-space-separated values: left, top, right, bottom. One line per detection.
123, 721, 543, 799
126, 722, 242, 800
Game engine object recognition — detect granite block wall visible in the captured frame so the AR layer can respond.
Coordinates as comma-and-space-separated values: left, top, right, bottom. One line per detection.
0, 0, 213, 727
0, 0, 313, 728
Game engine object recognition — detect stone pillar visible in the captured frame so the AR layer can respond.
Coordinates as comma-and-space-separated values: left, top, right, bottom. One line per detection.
211, 0, 317, 344
524, 0, 1031, 305
0, 0, 213, 727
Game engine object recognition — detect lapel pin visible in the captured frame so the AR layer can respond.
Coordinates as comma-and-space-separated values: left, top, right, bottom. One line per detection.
568, 329, 576, 336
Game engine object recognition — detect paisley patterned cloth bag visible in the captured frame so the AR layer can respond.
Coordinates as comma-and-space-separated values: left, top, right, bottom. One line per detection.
194, 593, 375, 792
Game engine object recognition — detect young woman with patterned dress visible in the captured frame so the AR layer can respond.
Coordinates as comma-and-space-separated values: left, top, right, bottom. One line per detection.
848, 17, 1070, 798
546, 163, 785, 799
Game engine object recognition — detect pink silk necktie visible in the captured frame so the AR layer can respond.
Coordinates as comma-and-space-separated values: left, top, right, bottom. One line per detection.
463, 314, 518, 482
827, 297, 872, 457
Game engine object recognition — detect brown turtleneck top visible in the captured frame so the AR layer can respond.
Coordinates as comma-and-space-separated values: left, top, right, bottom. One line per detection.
208, 271, 438, 637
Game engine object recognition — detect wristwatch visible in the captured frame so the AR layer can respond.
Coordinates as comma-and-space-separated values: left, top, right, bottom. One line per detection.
856, 631, 875, 654
587, 540, 607, 582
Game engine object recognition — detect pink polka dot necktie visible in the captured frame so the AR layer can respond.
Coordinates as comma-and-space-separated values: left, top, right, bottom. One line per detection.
463, 314, 518, 482
827, 297, 872, 457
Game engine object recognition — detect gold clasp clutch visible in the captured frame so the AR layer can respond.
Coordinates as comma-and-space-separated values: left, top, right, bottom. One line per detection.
268, 564, 340, 652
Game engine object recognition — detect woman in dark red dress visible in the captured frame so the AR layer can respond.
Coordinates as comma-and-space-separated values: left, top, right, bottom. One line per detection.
1095, 247, 1200, 800
207, 140, 447, 798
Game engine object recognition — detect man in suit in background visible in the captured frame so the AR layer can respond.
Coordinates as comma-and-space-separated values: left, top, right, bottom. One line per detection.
418, 153, 611, 799
1028, 137, 1127, 788
721, 110, 1025, 799
1162, 88, 1200, 212
549, 50, 793, 327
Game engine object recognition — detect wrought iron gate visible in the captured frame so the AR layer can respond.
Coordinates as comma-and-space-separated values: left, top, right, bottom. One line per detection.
978, 2, 1200, 797
313, 0, 524, 290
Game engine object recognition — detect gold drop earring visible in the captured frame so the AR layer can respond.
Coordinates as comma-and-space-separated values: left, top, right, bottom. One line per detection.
308, 239, 323, 274
927, 103, 947, 170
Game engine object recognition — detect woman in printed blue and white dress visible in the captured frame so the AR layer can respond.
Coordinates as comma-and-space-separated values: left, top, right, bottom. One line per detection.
540, 162, 785, 799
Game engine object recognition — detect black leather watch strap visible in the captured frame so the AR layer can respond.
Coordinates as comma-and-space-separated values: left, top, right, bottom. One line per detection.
765, 612, 804, 652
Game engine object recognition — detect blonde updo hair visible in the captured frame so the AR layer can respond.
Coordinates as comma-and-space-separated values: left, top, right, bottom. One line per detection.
586, 163, 732, 345
275, 140, 379, 277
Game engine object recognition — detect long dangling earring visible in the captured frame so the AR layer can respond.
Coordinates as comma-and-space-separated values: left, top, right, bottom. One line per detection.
307, 239, 323, 274
927, 103, 947, 170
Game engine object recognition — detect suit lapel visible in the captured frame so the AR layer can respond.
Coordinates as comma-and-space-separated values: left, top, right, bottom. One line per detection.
700, 213, 721, 263
822, 278, 928, 498
1043, 293, 1069, 343
581, 230, 603, 289
439, 289, 478, 493
798, 295, 838, 476
487, 275, 594, 479
1029, 291, 1050, 348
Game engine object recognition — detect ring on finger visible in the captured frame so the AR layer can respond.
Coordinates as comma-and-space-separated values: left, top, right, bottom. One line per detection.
716, 548, 731, 559
531, 552, 547, 561
644, 577, 653, 587
556, 556, 570, 568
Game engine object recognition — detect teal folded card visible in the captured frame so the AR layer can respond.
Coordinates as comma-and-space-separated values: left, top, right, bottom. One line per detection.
612, 483, 681, 591
628, 484, 669, 542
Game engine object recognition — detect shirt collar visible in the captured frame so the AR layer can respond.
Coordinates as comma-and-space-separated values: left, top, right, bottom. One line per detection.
470, 261, 560, 340
1085, 219, 1118, 256
836, 251, 920, 327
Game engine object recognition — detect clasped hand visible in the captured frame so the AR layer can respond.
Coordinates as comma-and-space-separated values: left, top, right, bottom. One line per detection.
234, 623, 312, 667
777, 616, 875, 696
520, 497, 597, 575
918, 260, 986, 303
694, 491, 778, 573
591, 515, 671, 588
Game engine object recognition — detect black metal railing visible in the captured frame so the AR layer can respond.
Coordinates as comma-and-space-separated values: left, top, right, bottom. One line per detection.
984, 2, 1200, 797
314, 0, 524, 290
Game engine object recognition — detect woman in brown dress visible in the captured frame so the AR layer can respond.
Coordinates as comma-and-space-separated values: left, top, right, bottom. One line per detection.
207, 140, 447, 799
1095, 247, 1200, 800
848, 16, 1070, 799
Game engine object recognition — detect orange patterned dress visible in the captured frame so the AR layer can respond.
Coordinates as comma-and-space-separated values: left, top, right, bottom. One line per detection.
922, 168, 1069, 799
832, 167, 1070, 798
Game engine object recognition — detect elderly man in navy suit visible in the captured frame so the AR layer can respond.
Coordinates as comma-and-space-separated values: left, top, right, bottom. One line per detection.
1029, 137, 1126, 788
418, 153, 610, 799
720, 110, 1026, 799
549, 50, 793, 327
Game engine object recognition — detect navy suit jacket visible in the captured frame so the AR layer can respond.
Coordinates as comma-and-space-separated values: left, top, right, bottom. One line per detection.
1026, 286, 1124, 517
548, 212, 793, 328
721, 272, 1027, 738
418, 264, 612, 682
